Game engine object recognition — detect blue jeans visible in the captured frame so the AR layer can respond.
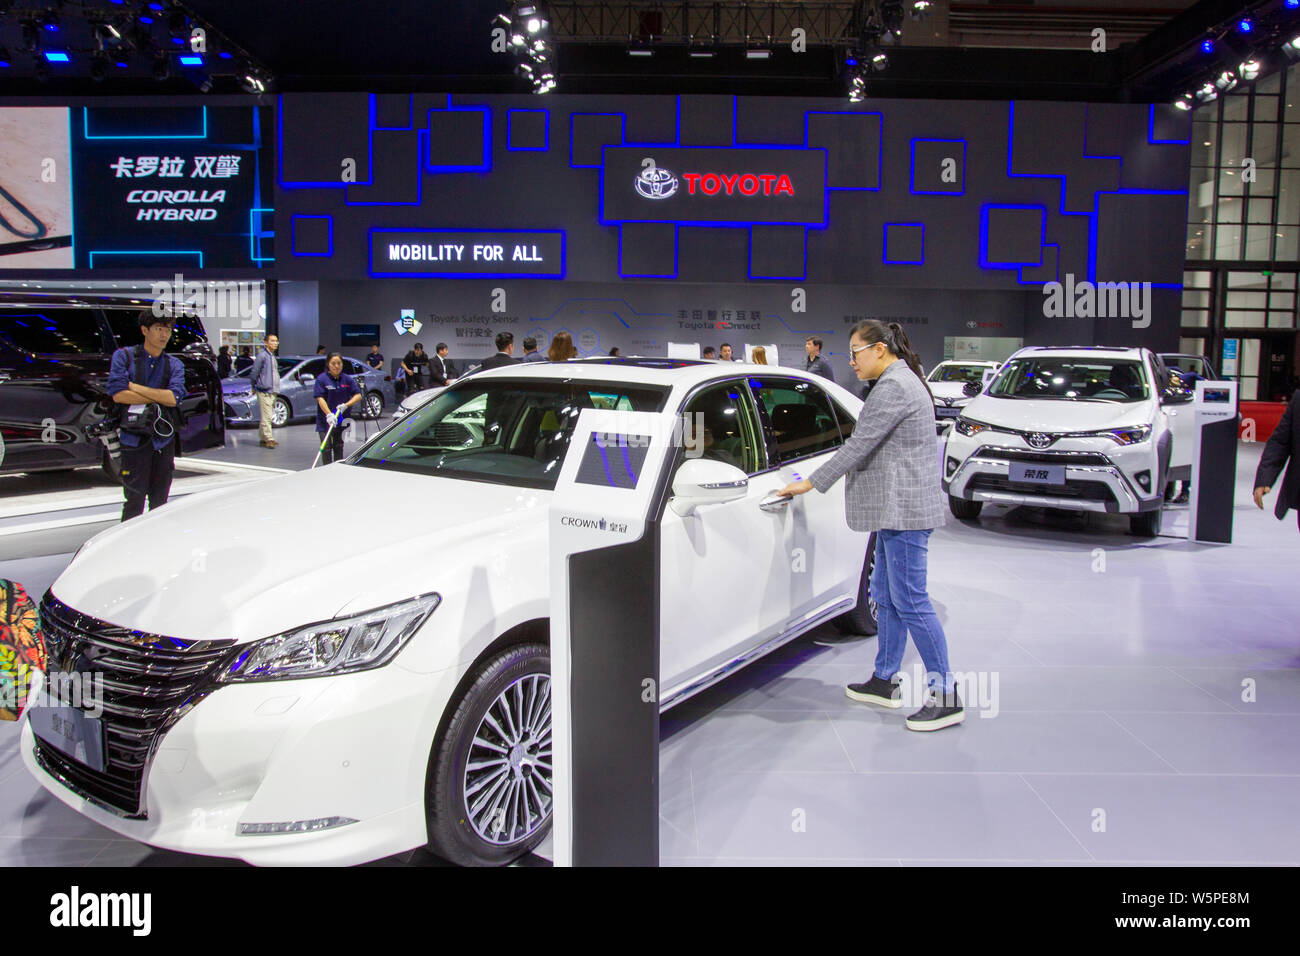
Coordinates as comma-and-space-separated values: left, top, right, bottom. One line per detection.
870, 529, 954, 694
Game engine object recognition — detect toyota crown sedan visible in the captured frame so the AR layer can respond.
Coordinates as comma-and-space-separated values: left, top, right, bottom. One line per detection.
24, 358, 878, 866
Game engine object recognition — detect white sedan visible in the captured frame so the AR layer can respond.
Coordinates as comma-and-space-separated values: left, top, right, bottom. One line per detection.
24, 359, 878, 866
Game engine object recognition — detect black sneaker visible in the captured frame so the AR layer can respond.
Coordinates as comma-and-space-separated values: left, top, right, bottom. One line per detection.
905, 688, 965, 732
845, 675, 902, 709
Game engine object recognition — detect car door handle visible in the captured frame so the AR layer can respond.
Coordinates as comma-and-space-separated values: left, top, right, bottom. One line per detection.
759, 491, 793, 512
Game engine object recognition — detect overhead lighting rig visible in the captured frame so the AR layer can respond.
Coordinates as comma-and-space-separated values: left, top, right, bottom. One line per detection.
498, 2, 554, 92
1168, 0, 1300, 111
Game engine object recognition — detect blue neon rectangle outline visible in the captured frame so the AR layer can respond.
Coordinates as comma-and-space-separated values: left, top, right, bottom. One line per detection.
83, 105, 208, 139
507, 108, 550, 152
1148, 103, 1191, 145
344, 128, 425, 206
291, 214, 333, 258
883, 222, 925, 266
979, 203, 1047, 269
277, 93, 374, 188
249, 207, 274, 264
424, 105, 491, 173
597, 144, 830, 228
372, 93, 414, 131
909, 138, 966, 196
747, 225, 809, 280
368, 228, 566, 279
88, 249, 205, 267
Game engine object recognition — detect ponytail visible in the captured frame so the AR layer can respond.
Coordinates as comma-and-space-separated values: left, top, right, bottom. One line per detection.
849, 319, 933, 401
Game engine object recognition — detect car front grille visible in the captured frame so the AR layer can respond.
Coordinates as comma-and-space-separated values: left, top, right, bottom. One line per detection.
975, 448, 1112, 467
33, 594, 234, 818
968, 474, 1116, 503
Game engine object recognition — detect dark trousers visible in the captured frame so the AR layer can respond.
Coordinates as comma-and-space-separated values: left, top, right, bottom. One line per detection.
120, 441, 176, 521
318, 427, 345, 464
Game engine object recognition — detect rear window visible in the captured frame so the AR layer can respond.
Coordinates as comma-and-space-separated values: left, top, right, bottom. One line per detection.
0, 308, 108, 355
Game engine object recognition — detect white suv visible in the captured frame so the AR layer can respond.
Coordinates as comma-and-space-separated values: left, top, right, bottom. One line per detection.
927, 360, 1001, 433
942, 347, 1193, 537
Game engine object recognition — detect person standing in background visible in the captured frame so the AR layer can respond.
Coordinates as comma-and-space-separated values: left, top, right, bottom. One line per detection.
805, 336, 836, 384
702, 346, 717, 359
250, 334, 281, 449
314, 353, 362, 465
217, 345, 233, 379
402, 342, 429, 392
235, 346, 253, 372
719, 343, 736, 362
366, 343, 384, 369
779, 320, 961, 732
431, 343, 455, 384
547, 331, 578, 361
1253, 388, 1300, 531
522, 337, 545, 362
752, 346, 768, 365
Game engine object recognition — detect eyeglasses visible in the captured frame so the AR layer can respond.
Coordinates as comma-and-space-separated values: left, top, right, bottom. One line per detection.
849, 342, 882, 362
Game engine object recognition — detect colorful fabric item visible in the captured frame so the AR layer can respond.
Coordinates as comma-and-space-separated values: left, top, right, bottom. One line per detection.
0, 580, 45, 720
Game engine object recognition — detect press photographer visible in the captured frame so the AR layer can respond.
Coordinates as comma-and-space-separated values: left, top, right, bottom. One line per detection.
105, 309, 187, 521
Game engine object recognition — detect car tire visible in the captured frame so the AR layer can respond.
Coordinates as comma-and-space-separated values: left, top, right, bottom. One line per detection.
270, 396, 291, 428
1130, 507, 1163, 538
426, 642, 552, 867
832, 532, 879, 636
949, 494, 982, 520
363, 391, 384, 419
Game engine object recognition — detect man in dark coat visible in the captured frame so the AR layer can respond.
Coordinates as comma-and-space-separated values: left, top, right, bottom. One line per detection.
1254, 389, 1300, 530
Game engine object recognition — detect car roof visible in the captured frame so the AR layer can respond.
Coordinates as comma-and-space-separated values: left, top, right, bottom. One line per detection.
935, 359, 998, 365
460, 356, 861, 399
1013, 346, 1145, 359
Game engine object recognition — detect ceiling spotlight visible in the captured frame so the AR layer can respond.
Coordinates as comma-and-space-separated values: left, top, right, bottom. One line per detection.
1237, 18, 1252, 34
1239, 58, 1261, 81
240, 72, 266, 94
1287, 0, 1299, 9
1200, 39, 1214, 54
1174, 92, 1194, 111
511, 31, 525, 46
910, 0, 933, 20
1195, 81, 1218, 102
526, 16, 546, 34
495, 12, 511, 26
1285, 35, 1300, 61
1215, 69, 1237, 92
41, 9, 60, 33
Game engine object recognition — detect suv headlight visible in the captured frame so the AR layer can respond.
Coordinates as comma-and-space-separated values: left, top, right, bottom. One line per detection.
216, 593, 441, 683
1078, 424, 1152, 445
953, 417, 988, 437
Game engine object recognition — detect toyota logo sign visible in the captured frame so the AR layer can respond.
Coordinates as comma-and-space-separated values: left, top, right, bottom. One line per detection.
1027, 432, 1055, 449
635, 166, 678, 200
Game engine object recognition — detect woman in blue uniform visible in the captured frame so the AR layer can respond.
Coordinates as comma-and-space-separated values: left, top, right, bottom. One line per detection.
314, 352, 362, 464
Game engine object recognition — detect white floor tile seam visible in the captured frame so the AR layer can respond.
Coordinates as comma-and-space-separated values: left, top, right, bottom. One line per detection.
823, 711, 859, 774
1018, 772, 1097, 861
1099, 712, 1185, 774
1161, 666, 1252, 713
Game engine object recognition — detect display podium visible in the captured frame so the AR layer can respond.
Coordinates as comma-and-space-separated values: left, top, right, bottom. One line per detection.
549, 409, 674, 866
1187, 379, 1239, 544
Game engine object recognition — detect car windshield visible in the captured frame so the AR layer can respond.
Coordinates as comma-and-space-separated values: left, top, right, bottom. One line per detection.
929, 364, 989, 384
989, 358, 1149, 402
0, 308, 107, 354
354, 379, 669, 489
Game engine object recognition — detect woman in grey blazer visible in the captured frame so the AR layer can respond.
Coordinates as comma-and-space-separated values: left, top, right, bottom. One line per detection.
779, 320, 961, 731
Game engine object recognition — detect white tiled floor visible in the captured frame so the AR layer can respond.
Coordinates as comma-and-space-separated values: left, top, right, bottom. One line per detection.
1, 440, 1296, 866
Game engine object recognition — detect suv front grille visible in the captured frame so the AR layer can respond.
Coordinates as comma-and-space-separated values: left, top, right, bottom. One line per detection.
33, 594, 234, 817
975, 448, 1112, 467
969, 474, 1116, 503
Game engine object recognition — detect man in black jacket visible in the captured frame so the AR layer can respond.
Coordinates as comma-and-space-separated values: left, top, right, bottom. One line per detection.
1254, 389, 1300, 530
479, 331, 518, 371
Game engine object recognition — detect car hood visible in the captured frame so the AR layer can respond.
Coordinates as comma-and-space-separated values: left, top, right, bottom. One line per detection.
221, 377, 254, 394
960, 395, 1153, 432
51, 464, 548, 644
931, 382, 975, 403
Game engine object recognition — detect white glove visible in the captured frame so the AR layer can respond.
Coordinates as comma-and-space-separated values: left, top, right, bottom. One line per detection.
325, 411, 338, 427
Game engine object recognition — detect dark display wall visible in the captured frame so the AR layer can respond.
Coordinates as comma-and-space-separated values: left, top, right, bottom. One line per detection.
275, 91, 1191, 352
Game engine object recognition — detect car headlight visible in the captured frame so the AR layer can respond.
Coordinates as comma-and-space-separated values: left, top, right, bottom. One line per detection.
1078, 424, 1152, 445
953, 417, 988, 437
216, 592, 441, 683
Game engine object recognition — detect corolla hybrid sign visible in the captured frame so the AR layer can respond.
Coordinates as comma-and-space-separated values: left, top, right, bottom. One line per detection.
369, 229, 565, 277
602, 147, 827, 226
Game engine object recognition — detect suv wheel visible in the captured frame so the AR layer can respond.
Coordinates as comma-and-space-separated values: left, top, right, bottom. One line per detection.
833, 532, 878, 636
949, 494, 983, 520
1130, 507, 1163, 538
426, 643, 552, 866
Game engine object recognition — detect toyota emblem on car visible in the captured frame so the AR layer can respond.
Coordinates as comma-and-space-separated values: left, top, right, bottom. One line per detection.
635, 166, 678, 199
1027, 432, 1055, 449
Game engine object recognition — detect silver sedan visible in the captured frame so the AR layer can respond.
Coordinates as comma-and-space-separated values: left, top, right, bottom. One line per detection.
222, 355, 397, 427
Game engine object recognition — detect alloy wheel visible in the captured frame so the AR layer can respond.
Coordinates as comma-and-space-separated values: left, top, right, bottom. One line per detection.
271, 398, 289, 427
365, 392, 383, 418
463, 673, 553, 846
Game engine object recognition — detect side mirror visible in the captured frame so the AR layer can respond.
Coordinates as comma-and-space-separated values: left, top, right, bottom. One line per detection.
669, 458, 748, 517
298, 372, 314, 383
1161, 386, 1193, 405
962, 381, 982, 397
